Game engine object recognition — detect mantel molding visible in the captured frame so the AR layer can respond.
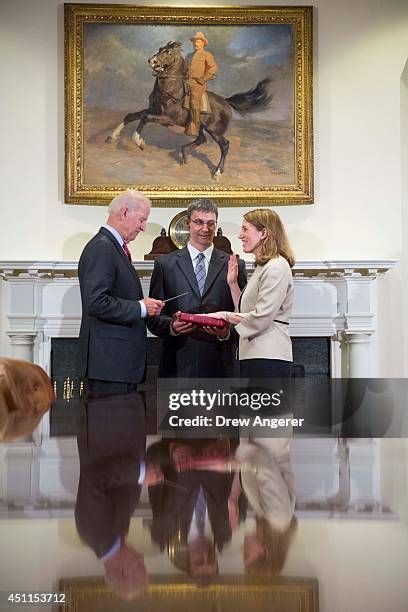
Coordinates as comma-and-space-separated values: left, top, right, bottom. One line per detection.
0, 259, 398, 279
0, 258, 397, 379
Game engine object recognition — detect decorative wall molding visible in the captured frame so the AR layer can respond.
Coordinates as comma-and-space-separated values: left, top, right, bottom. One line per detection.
0, 438, 394, 520
0, 259, 398, 278
0, 259, 397, 380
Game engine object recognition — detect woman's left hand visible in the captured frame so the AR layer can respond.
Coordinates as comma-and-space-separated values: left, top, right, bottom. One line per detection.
208, 311, 245, 327
205, 311, 228, 321
192, 457, 241, 472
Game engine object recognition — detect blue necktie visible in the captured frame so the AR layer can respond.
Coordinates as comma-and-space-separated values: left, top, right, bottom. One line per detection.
195, 252, 206, 296
195, 486, 206, 535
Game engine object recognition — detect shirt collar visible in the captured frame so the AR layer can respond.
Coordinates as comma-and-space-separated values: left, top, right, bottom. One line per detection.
187, 242, 214, 263
102, 224, 124, 247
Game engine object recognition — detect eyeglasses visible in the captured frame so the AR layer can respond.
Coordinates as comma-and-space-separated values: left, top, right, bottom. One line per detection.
190, 219, 217, 229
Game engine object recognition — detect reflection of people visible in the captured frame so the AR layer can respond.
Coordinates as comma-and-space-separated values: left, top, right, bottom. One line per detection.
243, 517, 297, 575
184, 32, 218, 136
147, 199, 246, 377
77, 189, 164, 398
147, 438, 245, 585
0, 358, 54, 442
229, 436, 297, 576
208, 209, 295, 378
75, 393, 163, 600
187, 534, 218, 587
103, 542, 148, 600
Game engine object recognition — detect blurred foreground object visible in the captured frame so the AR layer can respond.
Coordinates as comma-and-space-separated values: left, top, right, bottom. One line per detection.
0, 358, 54, 442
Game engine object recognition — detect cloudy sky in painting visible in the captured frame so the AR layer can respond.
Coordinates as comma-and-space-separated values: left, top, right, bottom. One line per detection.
84, 23, 293, 120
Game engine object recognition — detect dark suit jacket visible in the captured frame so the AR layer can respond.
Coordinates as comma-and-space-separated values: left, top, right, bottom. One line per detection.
78, 227, 146, 384
147, 247, 246, 377
75, 393, 146, 559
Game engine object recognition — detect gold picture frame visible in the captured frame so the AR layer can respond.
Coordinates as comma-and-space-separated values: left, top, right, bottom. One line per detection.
65, 4, 313, 206
59, 576, 319, 611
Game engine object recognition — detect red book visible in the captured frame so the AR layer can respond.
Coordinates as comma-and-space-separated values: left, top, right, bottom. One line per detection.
179, 312, 227, 329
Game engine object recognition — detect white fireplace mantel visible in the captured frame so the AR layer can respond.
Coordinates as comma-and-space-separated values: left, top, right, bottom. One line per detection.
0, 259, 397, 276
0, 259, 397, 379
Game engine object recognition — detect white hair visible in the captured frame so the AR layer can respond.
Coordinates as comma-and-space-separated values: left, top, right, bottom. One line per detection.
108, 189, 151, 214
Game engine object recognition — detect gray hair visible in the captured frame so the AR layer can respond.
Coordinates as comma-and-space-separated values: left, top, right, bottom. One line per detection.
108, 189, 151, 214
186, 198, 218, 221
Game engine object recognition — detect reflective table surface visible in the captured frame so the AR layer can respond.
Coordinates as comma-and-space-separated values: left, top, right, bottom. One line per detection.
1, 393, 408, 611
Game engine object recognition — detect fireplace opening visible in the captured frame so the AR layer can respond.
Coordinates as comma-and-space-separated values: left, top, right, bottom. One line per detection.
49, 336, 330, 436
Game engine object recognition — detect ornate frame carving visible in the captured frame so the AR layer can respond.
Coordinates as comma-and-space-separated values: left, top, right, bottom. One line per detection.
59, 576, 319, 611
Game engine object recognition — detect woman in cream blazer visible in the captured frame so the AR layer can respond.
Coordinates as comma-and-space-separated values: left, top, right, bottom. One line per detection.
208, 209, 295, 378
228, 435, 297, 574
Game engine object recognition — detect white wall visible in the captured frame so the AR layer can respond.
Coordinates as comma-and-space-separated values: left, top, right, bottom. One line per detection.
0, 0, 408, 372
397, 60, 408, 376
1, 517, 408, 612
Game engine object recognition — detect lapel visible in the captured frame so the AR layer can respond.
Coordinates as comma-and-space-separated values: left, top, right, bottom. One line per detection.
176, 248, 201, 299
238, 284, 247, 312
201, 248, 227, 299
238, 266, 257, 311
99, 227, 143, 297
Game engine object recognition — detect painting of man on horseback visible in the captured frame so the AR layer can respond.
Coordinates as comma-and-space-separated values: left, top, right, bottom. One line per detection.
65, 7, 314, 205
106, 33, 273, 179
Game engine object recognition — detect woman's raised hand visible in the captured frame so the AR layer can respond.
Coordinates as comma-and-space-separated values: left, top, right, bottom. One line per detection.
227, 253, 239, 287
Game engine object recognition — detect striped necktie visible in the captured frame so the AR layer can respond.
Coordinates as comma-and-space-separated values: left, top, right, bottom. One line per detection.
195, 486, 206, 535
195, 252, 206, 296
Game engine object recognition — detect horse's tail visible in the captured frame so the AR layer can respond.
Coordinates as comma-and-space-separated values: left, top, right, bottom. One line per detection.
225, 78, 273, 115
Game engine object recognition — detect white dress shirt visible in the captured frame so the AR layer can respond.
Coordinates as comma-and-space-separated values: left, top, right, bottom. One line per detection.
186, 242, 230, 341
187, 242, 214, 274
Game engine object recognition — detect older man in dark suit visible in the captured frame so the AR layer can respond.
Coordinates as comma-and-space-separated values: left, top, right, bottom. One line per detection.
78, 189, 164, 398
147, 199, 247, 378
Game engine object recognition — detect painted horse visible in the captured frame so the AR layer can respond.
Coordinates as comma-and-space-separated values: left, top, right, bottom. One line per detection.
106, 41, 273, 179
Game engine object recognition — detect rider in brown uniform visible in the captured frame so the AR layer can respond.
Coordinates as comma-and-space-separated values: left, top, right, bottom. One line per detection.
184, 32, 218, 137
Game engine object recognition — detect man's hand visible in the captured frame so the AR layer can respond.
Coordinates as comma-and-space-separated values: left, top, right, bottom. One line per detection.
171, 311, 197, 335
202, 325, 229, 339
144, 462, 164, 486
142, 297, 165, 317
170, 443, 193, 472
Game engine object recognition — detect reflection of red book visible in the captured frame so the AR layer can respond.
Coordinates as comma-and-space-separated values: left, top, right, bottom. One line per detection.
176, 455, 228, 472
179, 312, 227, 329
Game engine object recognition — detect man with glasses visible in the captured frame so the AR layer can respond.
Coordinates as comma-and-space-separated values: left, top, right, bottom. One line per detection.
147, 199, 246, 377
